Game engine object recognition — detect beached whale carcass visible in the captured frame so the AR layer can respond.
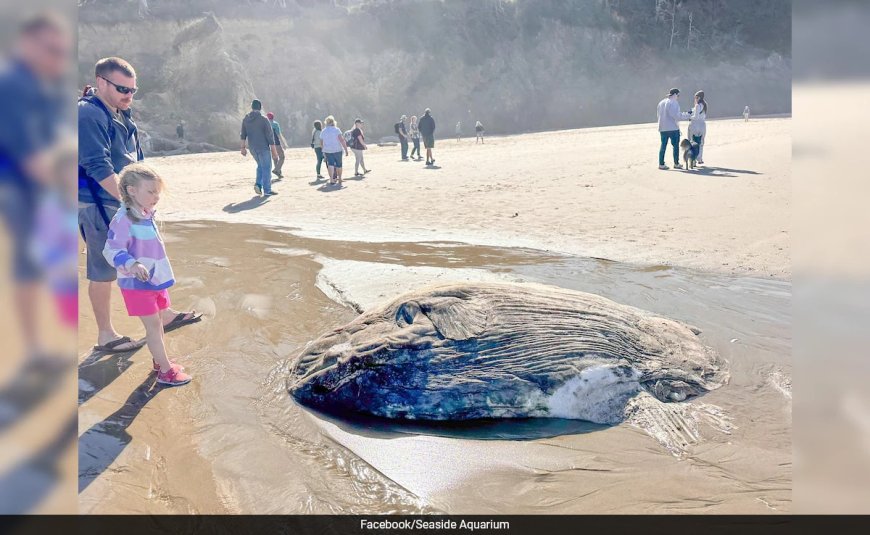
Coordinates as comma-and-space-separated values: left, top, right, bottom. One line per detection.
289, 282, 728, 425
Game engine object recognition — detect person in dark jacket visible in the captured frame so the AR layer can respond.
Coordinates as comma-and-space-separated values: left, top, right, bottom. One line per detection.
418, 108, 436, 166
240, 99, 279, 196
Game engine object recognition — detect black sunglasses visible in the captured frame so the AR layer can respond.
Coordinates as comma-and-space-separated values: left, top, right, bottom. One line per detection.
98, 75, 137, 95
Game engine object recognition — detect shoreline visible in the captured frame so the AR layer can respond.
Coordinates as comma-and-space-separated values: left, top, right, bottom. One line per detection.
153, 117, 790, 280
164, 215, 792, 283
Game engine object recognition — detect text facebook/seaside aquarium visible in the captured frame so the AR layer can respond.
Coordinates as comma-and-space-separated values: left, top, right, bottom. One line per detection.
360, 519, 511, 531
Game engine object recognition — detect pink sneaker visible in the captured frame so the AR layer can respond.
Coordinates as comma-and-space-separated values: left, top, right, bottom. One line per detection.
152, 359, 184, 372
156, 367, 192, 386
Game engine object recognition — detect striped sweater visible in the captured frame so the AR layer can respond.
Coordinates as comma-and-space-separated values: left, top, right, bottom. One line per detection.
102, 205, 175, 291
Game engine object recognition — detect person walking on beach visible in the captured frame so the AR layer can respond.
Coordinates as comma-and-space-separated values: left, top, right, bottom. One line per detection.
266, 111, 287, 180
743, 105, 751, 122
310, 120, 326, 180
240, 99, 279, 196
455, 121, 461, 141
475, 121, 485, 144
350, 118, 371, 177
176, 121, 184, 140
656, 88, 688, 170
395, 114, 409, 161
103, 164, 192, 386
320, 115, 349, 186
688, 90, 708, 165
418, 108, 436, 166
409, 115, 422, 160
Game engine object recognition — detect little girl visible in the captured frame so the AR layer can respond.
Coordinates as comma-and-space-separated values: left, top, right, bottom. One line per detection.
31, 141, 78, 329
103, 163, 192, 386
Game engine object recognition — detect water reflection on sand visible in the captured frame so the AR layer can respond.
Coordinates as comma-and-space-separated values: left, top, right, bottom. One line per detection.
78, 221, 790, 514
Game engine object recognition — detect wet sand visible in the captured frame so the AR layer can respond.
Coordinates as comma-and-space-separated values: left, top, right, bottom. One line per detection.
78, 221, 790, 513
0, 233, 78, 513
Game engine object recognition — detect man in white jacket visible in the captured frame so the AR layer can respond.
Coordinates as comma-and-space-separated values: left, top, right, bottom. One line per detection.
656, 88, 686, 170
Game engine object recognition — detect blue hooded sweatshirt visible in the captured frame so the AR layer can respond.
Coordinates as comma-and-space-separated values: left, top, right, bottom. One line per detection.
0, 59, 66, 193
78, 89, 143, 209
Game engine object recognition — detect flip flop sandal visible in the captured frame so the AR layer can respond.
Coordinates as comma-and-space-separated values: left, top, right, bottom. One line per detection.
163, 312, 203, 334
92, 336, 144, 353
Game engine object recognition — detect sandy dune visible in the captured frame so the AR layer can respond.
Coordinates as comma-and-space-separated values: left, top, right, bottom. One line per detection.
154, 117, 790, 279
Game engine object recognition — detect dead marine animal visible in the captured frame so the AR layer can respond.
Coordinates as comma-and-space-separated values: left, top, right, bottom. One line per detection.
290, 283, 729, 451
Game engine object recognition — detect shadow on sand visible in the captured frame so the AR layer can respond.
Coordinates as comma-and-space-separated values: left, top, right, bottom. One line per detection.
0, 358, 74, 433
316, 182, 345, 192
685, 166, 761, 178
0, 413, 76, 513
78, 346, 145, 405
299, 403, 606, 442
222, 196, 270, 213
78, 374, 163, 492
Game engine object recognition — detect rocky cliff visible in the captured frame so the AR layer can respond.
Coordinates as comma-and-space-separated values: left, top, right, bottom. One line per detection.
78, 0, 791, 153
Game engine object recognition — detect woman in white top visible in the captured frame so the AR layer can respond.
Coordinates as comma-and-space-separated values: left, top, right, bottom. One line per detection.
319, 115, 349, 186
689, 90, 708, 164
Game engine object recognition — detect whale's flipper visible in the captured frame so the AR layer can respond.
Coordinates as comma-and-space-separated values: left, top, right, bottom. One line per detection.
416, 294, 489, 341
623, 392, 734, 456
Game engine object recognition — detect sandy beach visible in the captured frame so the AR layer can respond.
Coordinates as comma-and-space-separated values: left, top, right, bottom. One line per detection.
77, 118, 791, 513
0, 234, 78, 514
155, 117, 791, 279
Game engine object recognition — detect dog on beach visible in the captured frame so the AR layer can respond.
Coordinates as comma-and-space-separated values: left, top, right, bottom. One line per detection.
680, 138, 699, 170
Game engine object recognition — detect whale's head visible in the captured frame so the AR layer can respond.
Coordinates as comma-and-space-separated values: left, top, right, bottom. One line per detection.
289, 287, 489, 417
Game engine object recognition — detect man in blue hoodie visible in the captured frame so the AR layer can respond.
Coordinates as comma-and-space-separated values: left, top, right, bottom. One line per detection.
78, 56, 146, 352
0, 12, 71, 362
79, 57, 198, 352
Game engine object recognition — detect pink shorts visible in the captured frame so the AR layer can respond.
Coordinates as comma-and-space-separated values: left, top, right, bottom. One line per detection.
54, 292, 78, 329
120, 288, 171, 317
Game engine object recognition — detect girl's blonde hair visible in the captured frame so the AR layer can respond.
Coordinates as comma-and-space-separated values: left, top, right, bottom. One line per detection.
118, 163, 165, 218
325, 115, 336, 126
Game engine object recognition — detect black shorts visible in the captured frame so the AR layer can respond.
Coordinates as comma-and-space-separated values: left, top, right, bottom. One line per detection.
423, 135, 435, 149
